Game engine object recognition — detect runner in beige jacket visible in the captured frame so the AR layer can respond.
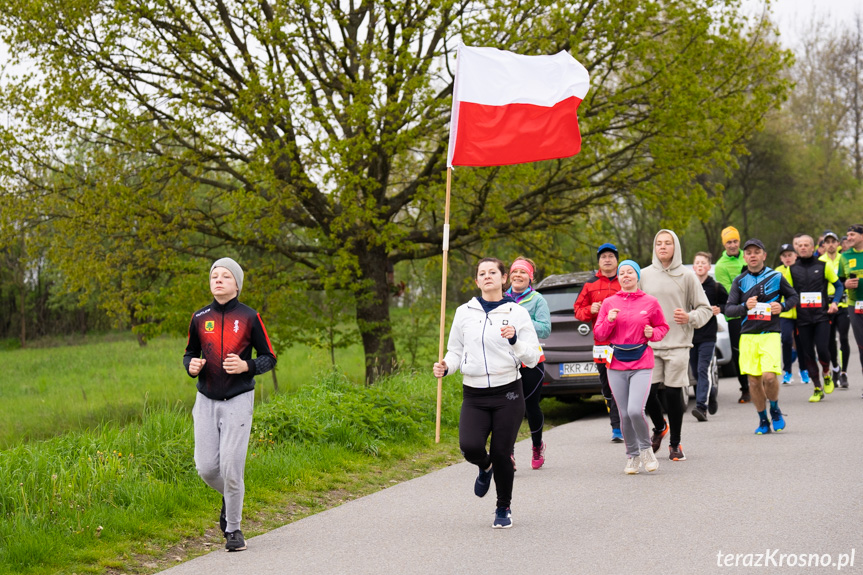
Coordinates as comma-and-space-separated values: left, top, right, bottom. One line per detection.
639, 229, 712, 462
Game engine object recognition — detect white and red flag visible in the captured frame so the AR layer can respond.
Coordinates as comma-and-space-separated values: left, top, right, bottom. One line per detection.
447, 45, 591, 167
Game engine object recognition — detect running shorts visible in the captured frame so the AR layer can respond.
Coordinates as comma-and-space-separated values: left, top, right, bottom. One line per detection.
739, 332, 781, 376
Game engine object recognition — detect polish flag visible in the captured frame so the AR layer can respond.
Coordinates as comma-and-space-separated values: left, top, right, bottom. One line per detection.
447, 45, 591, 167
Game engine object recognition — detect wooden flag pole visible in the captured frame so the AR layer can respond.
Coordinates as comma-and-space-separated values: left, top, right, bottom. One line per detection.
435, 167, 453, 443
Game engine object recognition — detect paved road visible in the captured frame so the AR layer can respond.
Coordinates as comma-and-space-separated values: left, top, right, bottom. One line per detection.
161, 371, 863, 575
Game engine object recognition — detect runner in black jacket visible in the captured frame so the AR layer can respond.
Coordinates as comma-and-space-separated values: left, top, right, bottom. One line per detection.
690, 252, 727, 421
788, 235, 843, 402
183, 257, 276, 552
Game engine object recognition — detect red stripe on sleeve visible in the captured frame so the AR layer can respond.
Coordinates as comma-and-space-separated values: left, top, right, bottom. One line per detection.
257, 313, 276, 357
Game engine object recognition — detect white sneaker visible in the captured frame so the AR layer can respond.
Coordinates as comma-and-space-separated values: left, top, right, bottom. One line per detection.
640, 448, 659, 472
624, 455, 641, 474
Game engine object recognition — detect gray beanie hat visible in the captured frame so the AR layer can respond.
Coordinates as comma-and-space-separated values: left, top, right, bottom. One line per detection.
210, 257, 244, 295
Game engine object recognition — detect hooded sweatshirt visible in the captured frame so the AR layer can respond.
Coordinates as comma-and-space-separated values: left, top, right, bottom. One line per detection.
442, 297, 542, 388
639, 229, 713, 350
594, 289, 669, 370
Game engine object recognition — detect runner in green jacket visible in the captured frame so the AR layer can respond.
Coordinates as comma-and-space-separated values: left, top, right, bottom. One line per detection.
714, 226, 750, 402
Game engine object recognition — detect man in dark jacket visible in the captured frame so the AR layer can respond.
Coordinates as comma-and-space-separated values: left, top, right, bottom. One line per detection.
789, 235, 843, 402
690, 252, 727, 421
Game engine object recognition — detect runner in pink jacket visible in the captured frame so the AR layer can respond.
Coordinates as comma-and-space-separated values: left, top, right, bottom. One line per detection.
594, 291, 669, 370
593, 260, 669, 475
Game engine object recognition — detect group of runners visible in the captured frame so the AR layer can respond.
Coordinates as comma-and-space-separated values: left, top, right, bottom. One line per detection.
432, 224, 863, 529
180, 225, 863, 542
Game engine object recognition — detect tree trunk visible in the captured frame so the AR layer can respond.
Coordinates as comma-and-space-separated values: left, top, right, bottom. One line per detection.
19, 278, 26, 348
354, 246, 397, 384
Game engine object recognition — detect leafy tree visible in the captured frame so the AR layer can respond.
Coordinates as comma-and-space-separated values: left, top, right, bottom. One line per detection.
0, 0, 791, 381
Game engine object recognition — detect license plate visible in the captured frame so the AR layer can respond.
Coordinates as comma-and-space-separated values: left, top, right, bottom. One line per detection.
559, 362, 599, 377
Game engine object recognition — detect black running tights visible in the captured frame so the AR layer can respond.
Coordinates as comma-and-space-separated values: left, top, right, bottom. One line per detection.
645, 383, 685, 448
828, 311, 850, 372
797, 321, 832, 386
459, 380, 525, 509
520, 363, 545, 448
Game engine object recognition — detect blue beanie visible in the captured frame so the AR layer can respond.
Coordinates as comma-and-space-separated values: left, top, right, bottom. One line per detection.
597, 242, 619, 260
618, 259, 640, 280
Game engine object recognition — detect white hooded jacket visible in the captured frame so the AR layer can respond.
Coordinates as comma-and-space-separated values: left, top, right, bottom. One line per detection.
639, 229, 712, 350
443, 297, 541, 388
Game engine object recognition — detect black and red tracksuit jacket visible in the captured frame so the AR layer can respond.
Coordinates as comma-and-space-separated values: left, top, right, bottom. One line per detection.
573, 271, 621, 347
184, 297, 277, 400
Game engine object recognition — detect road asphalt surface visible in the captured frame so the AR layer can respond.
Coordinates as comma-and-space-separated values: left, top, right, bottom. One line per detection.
160, 368, 862, 575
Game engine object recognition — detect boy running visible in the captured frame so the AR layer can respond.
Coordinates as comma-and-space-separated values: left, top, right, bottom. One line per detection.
184, 258, 277, 551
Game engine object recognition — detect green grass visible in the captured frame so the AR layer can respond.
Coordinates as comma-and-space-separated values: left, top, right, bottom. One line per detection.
0, 326, 595, 574
0, 334, 367, 448
0, 369, 464, 574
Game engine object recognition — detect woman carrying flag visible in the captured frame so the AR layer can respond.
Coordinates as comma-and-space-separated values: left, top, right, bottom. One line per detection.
433, 258, 541, 528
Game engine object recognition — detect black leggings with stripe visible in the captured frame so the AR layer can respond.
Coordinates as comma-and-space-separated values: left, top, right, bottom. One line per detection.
459, 379, 525, 509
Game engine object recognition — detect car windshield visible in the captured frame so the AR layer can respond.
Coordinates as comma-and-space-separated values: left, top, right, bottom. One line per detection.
538, 289, 581, 313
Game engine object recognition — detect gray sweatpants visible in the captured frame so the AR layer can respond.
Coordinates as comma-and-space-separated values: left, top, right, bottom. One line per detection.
607, 369, 653, 457
192, 390, 254, 532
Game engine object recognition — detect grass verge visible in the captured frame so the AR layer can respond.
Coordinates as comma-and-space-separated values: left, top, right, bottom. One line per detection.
0, 334, 367, 448
0, 369, 464, 574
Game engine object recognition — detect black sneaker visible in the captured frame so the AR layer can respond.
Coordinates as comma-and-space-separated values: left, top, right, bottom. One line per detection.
225, 530, 247, 552
668, 444, 686, 461
691, 407, 707, 421
738, 391, 751, 404
708, 388, 718, 415
219, 497, 227, 535
650, 420, 668, 453
839, 372, 849, 388
474, 465, 493, 498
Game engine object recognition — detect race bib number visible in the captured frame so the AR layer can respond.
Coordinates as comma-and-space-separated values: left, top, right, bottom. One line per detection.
747, 302, 772, 321
856, 301, 863, 315
593, 345, 613, 364
800, 292, 822, 308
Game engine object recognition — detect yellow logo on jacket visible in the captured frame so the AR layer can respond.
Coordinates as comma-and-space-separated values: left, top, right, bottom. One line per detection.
204, 320, 215, 332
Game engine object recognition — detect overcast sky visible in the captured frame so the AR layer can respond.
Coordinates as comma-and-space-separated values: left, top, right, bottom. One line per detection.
743, 0, 862, 47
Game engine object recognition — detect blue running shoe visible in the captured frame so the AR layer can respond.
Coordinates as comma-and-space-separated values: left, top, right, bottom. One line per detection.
800, 370, 810, 384
782, 371, 792, 384
611, 428, 623, 443
492, 506, 512, 529
770, 407, 786, 432
755, 420, 771, 435
474, 465, 493, 497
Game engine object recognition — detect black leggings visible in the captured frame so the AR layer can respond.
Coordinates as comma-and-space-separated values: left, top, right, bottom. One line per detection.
645, 383, 685, 448
459, 380, 525, 509
797, 321, 832, 386
850, 313, 863, 375
520, 363, 545, 448
728, 318, 750, 392
599, 363, 621, 430
829, 310, 850, 372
